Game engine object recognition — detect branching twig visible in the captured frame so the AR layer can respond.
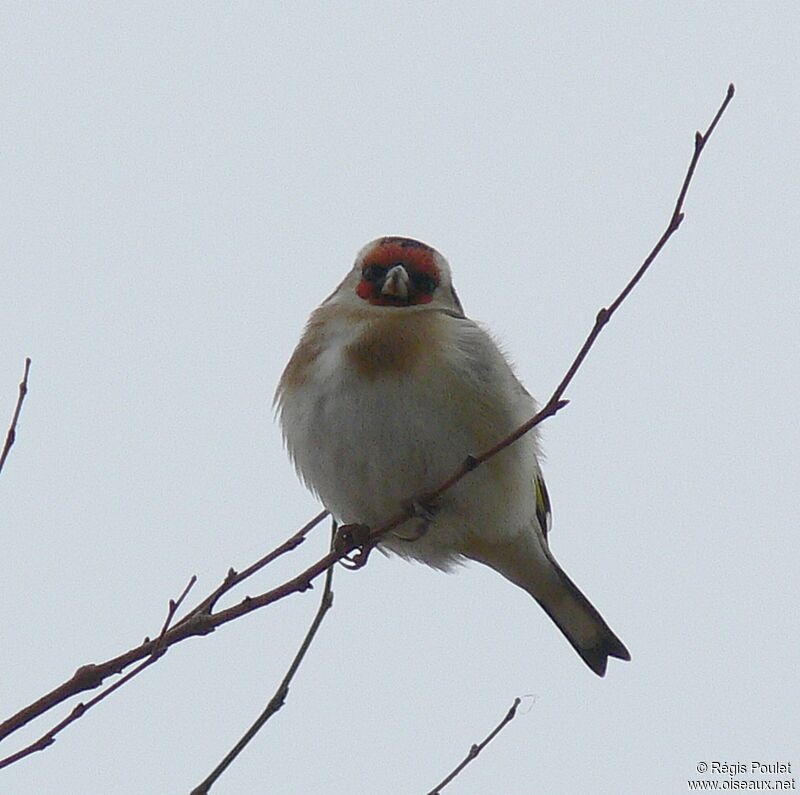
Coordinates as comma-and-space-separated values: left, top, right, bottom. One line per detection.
175, 508, 329, 628
190, 522, 338, 795
0, 357, 31, 477
427, 697, 523, 795
0, 84, 734, 763
358, 82, 736, 555
0, 511, 330, 746
0, 576, 196, 770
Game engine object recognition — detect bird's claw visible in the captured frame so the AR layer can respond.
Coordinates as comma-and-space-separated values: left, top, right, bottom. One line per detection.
396, 497, 437, 542
334, 523, 375, 569
339, 545, 374, 569
407, 496, 436, 523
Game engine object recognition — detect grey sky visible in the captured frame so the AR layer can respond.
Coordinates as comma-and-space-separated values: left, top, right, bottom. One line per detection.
2, 3, 798, 793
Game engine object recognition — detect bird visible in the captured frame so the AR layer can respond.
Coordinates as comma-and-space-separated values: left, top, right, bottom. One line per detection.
275, 236, 630, 676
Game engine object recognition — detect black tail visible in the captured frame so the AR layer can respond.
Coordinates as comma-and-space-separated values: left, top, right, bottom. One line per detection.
533, 554, 630, 676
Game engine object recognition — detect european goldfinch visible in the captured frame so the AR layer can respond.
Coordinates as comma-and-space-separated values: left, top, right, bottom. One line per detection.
276, 236, 629, 676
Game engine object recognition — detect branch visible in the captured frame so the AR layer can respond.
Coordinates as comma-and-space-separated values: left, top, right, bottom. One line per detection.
0, 357, 31, 477
360, 82, 736, 553
0, 509, 330, 745
0, 576, 196, 770
0, 84, 735, 761
174, 508, 329, 628
190, 522, 338, 794
427, 697, 523, 795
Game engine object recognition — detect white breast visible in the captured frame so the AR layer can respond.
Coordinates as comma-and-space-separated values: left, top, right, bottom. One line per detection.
277, 307, 541, 569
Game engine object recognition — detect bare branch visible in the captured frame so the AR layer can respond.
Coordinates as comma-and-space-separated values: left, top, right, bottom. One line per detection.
0, 577, 197, 770
361, 82, 736, 553
427, 697, 523, 794
549, 82, 736, 402
0, 357, 32, 477
0, 85, 735, 761
0, 512, 330, 745
175, 508, 329, 627
190, 522, 338, 794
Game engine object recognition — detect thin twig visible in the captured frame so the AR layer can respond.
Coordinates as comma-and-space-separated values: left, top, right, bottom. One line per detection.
190, 521, 338, 795
0, 512, 329, 745
427, 697, 523, 795
0, 576, 196, 770
0, 84, 734, 758
363, 82, 737, 551
175, 508, 329, 627
0, 357, 32, 476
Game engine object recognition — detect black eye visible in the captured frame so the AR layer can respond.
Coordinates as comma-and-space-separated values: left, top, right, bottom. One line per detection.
362, 264, 386, 282
412, 272, 437, 294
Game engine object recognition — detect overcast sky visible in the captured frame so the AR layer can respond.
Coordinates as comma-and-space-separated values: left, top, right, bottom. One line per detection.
2, 3, 798, 794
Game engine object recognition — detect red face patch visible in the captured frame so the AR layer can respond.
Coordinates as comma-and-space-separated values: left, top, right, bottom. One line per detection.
365, 240, 440, 278
355, 238, 440, 306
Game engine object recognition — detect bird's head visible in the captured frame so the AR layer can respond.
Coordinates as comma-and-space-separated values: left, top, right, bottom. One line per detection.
327, 237, 463, 315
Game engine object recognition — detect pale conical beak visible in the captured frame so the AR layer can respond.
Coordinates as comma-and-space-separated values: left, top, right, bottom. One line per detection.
381, 264, 411, 299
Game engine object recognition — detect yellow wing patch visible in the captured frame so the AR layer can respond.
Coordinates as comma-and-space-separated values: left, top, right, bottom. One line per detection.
534, 472, 552, 538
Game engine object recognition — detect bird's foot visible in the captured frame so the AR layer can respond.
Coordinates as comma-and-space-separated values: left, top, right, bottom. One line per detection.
334, 523, 375, 569
396, 497, 437, 542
